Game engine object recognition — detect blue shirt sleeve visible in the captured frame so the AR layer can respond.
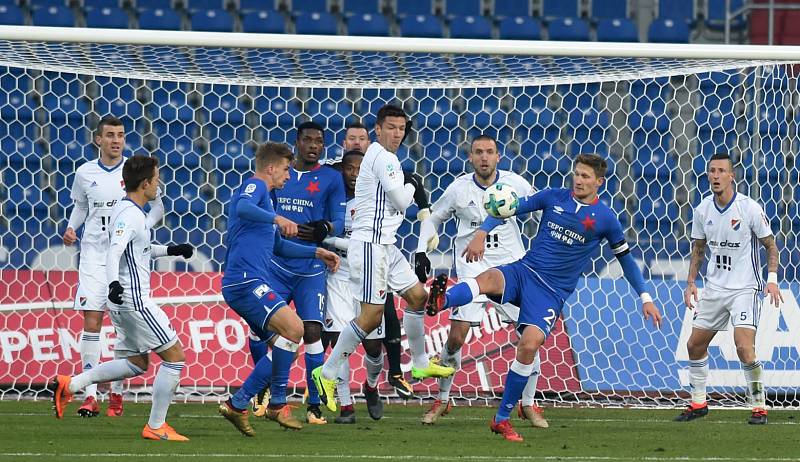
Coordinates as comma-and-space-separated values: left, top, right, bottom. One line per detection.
273, 232, 318, 259
479, 189, 551, 233
236, 180, 275, 224
325, 170, 346, 235
603, 213, 648, 296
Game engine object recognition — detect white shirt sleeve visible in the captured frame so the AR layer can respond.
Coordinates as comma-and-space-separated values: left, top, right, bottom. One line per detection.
67, 170, 89, 230
376, 152, 405, 194
690, 204, 706, 240
749, 200, 773, 239
106, 208, 137, 284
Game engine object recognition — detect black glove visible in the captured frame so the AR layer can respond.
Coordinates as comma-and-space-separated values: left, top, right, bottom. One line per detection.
167, 244, 194, 259
108, 281, 124, 305
414, 252, 431, 283
297, 220, 333, 244
403, 170, 430, 209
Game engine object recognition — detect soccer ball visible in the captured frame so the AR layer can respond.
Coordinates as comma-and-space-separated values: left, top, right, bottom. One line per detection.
482, 183, 519, 218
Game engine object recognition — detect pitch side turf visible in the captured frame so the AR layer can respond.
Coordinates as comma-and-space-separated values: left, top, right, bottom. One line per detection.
0, 401, 797, 461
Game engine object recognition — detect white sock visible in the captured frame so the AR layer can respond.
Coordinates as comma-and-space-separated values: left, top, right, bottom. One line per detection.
69, 359, 144, 394
80, 331, 101, 399
689, 356, 709, 405
743, 361, 765, 408
321, 321, 365, 380
337, 360, 352, 407
110, 380, 123, 394
365, 351, 384, 388
403, 310, 428, 369
438, 346, 462, 401
521, 352, 542, 406
148, 361, 184, 429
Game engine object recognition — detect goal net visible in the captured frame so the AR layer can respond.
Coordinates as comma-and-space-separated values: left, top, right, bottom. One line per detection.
0, 28, 798, 408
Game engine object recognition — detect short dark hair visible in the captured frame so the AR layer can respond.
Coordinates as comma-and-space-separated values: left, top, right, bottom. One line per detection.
342, 149, 364, 162
122, 155, 159, 192
375, 104, 408, 127
574, 153, 607, 178
345, 121, 367, 133
95, 115, 124, 138
708, 153, 734, 170
255, 142, 293, 170
296, 121, 324, 141
471, 135, 498, 148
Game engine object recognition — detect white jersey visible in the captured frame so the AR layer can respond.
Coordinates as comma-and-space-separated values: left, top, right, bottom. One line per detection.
328, 197, 356, 281
70, 159, 127, 268
350, 142, 407, 245
106, 199, 167, 311
428, 171, 537, 278
690, 192, 772, 292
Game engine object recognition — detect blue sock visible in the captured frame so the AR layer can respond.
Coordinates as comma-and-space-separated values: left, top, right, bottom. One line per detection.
304, 340, 325, 406
495, 369, 529, 422
444, 281, 475, 309
269, 339, 297, 407
231, 354, 272, 411
249, 336, 268, 366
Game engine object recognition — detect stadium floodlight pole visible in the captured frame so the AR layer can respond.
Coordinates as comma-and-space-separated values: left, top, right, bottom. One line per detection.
2, 26, 800, 60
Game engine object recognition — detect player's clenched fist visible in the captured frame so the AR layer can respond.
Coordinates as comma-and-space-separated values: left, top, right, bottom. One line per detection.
107, 281, 124, 305
63, 227, 78, 245
315, 247, 340, 272
274, 215, 298, 238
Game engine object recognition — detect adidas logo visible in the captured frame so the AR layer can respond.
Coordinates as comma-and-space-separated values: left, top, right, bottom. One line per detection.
706, 220, 713, 226
468, 200, 477, 206
90, 181, 98, 187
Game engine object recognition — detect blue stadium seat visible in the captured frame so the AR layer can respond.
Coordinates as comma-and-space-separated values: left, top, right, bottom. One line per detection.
83, 0, 122, 8
394, 0, 433, 17
559, 82, 600, 109
253, 96, 302, 128
648, 18, 690, 43
450, 15, 492, 39
32, 5, 75, 26
695, 106, 735, 132
542, 0, 578, 19
239, 0, 275, 12
295, 11, 337, 34
201, 86, 245, 125
443, 0, 481, 17
341, 0, 381, 15
242, 10, 285, 32
706, 0, 745, 30
350, 52, 401, 75
138, 8, 182, 30
85, 6, 129, 28
190, 9, 234, 31
498, 16, 541, 40
399, 14, 443, 38
635, 181, 678, 235
184, 0, 228, 10
298, 51, 350, 78
657, 0, 695, 22
48, 124, 91, 160
567, 108, 609, 155
590, 0, 627, 19
493, 0, 530, 18
347, 12, 390, 36
518, 108, 559, 155
135, 0, 173, 10
548, 17, 590, 41
596, 18, 637, 42
0, 90, 35, 121
0, 4, 25, 25
290, 0, 329, 14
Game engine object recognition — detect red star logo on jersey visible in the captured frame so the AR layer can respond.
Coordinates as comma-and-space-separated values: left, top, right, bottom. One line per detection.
267, 292, 276, 301
581, 215, 596, 231
306, 180, 320, 195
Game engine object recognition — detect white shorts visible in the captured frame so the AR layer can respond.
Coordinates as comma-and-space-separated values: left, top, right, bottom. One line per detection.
73, 268, 107, 312
324, 276, 385, 339
693, 287, 763, 331
451, 282, 520, 326
348, 241, 418, 305
109, 302, 178, 356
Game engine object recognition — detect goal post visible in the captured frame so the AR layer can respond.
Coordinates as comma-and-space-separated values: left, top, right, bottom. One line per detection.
0, 26, 798, 407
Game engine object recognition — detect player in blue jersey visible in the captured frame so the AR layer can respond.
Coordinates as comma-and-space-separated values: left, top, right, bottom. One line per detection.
217, 142, 340, 437
426, 153, 663, 442
247, 121, 347, 425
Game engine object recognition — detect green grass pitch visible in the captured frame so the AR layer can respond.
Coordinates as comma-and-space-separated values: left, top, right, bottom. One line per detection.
0, 401, 798, 461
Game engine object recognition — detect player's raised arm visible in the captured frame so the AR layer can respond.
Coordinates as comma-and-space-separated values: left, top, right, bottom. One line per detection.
605, 219, 662, 328
236, 179, 297, 237
273, 232, 339, 272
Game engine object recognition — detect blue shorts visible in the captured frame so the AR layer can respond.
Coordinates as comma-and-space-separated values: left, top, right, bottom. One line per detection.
268, 264, 327, 324
222, 279, 287, 341
491, 260, 566, 337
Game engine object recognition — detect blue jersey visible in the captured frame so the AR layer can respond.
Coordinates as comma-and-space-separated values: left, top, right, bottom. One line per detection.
221, 177, 277, 286
271, 164, 346, 275
516, 188, 629, 296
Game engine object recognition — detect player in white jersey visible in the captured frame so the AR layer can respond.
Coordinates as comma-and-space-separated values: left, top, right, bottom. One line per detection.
321, 149, 387, 423
676, 153, 782, 425
414, 135, 548, 427
52, 155, 194, 441
62, 116, 164, 418
312, 104, 455, 413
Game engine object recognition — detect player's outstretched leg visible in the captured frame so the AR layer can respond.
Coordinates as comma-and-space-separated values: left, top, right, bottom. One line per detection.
333, 361, 355, 424
142, 360, 188, 442
219, 353, 273, 436
267, 336, 303, 430
77, 327, 101, 418
518, 352, 548, 428
50, 375, 74, 419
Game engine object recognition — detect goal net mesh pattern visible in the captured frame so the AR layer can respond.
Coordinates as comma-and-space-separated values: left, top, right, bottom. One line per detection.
0, 38, 798, 408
